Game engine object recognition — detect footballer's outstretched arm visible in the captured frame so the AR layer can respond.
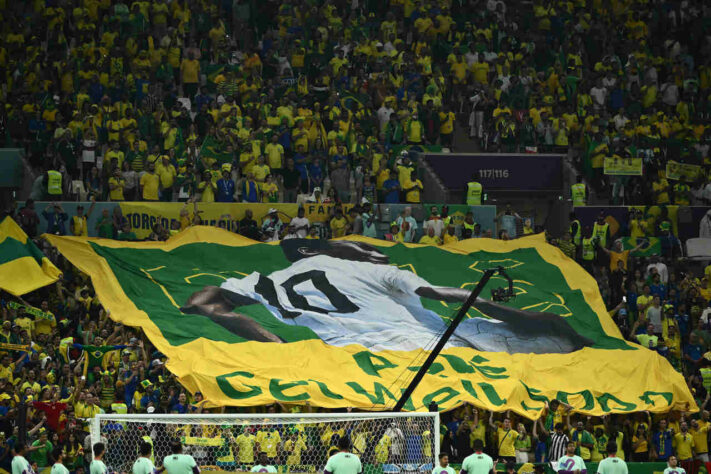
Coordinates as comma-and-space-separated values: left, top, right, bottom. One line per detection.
181, 286, 283, 343
415, 286, 592, 347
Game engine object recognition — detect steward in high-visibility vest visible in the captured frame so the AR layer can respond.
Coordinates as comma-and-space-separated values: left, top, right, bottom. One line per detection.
47, 170, 63, 196
571, 176, 586, 206
466, 180, 483, 205
582, 237, 595, 261
593, 217, 609, 248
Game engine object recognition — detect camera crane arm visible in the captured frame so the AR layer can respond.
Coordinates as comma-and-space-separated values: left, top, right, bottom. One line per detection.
393, 267, 514, 412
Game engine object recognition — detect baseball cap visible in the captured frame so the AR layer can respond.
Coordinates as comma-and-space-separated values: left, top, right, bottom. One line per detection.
268, 208, 278, 214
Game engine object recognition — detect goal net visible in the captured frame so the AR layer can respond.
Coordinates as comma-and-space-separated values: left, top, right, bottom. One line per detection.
90, 412, 440, 474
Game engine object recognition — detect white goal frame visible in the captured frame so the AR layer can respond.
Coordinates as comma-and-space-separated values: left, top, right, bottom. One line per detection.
91, 412, 440, 464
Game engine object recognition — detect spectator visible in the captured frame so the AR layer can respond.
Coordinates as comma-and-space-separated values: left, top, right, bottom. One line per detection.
289, 208, 310, 239
42, 204, 68, 236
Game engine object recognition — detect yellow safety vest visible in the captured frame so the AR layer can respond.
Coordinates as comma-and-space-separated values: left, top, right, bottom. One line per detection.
582, 237, 595, 261
570, 219, 581, 245
592, 222, 609, 248
467, 181, 483, 205
47, 170, 63, 195
571, 183, 586, 207
111, 402, 127, 414
701, 368, 711, 392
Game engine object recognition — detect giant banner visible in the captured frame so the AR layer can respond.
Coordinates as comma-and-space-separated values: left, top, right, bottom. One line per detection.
424, 154, 564, 191
44, 229, 693, 416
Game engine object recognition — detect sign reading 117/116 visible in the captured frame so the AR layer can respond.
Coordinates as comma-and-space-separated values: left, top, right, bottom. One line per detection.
424, 154, 564, 191
477, 169, 510, 178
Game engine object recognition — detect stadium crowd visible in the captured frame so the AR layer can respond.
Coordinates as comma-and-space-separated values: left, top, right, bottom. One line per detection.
3, 0, 711, 472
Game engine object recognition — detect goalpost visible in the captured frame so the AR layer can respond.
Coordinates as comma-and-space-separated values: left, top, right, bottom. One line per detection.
90, 412, 440, 474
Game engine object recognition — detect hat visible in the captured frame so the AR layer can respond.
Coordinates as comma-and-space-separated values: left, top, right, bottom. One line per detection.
152, 359, 164, 367
313, 187, 322, 192
129, 337, 138, 344
704, 352, 711, 362
361, 197, 370, 205
268, 208, 278, 214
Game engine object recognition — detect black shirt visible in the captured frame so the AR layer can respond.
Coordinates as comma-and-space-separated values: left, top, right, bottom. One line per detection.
282, 168, 301, 189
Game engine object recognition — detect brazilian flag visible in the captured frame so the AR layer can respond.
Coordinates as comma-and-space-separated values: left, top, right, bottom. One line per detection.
0, 217, 61, 295
200, 136, 233, 165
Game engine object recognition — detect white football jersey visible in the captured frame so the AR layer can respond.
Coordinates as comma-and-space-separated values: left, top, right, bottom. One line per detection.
220, 255, 574, 353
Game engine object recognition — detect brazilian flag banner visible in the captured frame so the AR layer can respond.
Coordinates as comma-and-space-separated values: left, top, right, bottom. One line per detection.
0, 217, 61, 295
44, 228, 693, 416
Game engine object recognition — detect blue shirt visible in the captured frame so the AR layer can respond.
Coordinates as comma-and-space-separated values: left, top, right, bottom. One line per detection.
676, 313, 690, 336
216, 178, 235, 202
242, 180, 259, 203
685, 343, 704, 361
383, 178, 400, 203
535, 440, 548, 463
42, 210, 68, 235
650, 283, 667, 299
651, 430, 673, 460
309, 164, 324, 183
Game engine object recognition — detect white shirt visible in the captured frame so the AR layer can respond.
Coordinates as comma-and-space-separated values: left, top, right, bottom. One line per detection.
395, 215, 418, 242
423, 218, 445, 237
597, 456, 628, 474
12, 456, 33, 474
377, 106, 394, 130
221, 255, 452, 351
218, 255, 580, 354
557, 454, 586, 472
384, 427, 405, 454
590, 86, 607, 106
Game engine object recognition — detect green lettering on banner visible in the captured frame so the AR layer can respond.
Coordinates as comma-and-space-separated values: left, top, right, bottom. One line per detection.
440, 354, 508, 379
638, 391, 673, 407
269, 379, 310, 402
520, 382, 550, 406
346, 381, 398, 406
422, 387, 460, 408
407, 362, 445, 375
462, 380, 508, 406
440, 354, 475, 374
478, 382, 507, 406
308, 380, 344, 400
556, 390, 595, 411
460, 380, 480, 400
352, 351, 397, 377
216, 371, 262, 400
597, 393, 636, 412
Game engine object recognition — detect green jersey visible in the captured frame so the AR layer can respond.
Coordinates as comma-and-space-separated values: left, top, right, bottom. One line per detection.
30, 440, 53, 467
324, 452, 362, 474
51, 463, 70, 474
250, 466, 277, 473
663, 468, 687, 474
557, 454, 586, 472
432, 466, 456, 474
90, 460, 108, 474
163, 454, 197, 474
11, 455, 31, 474
597, 456, 628, 474
133, 457, 155, 474
461, 452, 494, 474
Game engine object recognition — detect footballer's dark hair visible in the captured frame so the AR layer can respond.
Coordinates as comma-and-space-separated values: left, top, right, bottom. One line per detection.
280, 239, 389, 264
